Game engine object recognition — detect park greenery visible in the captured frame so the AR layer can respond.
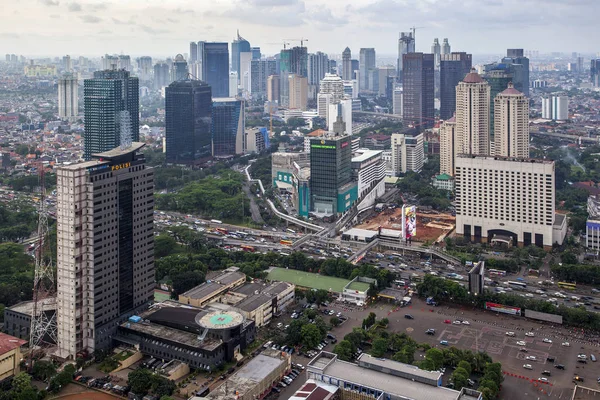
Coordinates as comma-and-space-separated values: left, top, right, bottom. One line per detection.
397, 156, 452, 211
0, 242, 35, 321
0, 372, 46, 400
128, 368, 176, 398
418, 275, 600, 330
0, 202, 38, 242
551, 262, 600, 285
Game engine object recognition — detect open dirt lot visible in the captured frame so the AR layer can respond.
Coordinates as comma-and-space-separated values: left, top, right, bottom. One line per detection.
356, 208, 455, 243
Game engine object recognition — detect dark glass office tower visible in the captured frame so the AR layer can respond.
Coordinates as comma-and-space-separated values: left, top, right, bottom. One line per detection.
171, 54, 188, 82
211, 98, 245, 157
153, 63, 169, 90
402, 53, 435, 130
202, 43, 229, 97
84, 69, 139, 160
440, 52, 472, 120
165, 80, 212, 165
502, 49, 529, 96
232, 32, 251, 78
251, 47, 261, 60
483, 65, 513, 135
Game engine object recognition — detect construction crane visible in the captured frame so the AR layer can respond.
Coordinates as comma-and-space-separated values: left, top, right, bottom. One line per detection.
284, 38, 309, 48
410, 26, 425, 42
267, 41, 290, 50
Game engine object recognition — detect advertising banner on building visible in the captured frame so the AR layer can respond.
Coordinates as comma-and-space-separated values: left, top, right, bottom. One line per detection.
524, 309, 563, 324
402, 205, 417, 239
485, 302, 521, 316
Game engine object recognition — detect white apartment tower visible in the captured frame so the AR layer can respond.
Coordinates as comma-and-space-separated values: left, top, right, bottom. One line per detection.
439, 115, 457, 175
392, 88, 403, 116
58, 74, 79, 121
455, 69, 490, 156
319, 74, 344, 103
342, 47, 352, 81
541, 95, 569, 121
56, 143, 155, 359
494, 83, 530, 158
391, 132, 424, 175
455, 155, 558, 247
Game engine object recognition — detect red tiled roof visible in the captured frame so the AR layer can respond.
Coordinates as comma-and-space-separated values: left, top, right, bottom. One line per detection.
462, 69, 484, 84
307, 387, 333, 400
302, 383, 317, 391
307, 129, 327, 137
0, 332, 27, 354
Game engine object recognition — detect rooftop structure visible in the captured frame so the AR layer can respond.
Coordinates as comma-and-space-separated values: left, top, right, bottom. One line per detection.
289, 379, 339, 400
179, 268, 246, 307
571, 385, 600, 400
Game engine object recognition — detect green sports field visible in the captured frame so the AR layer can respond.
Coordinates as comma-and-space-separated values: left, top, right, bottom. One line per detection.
267, 267, 351, 292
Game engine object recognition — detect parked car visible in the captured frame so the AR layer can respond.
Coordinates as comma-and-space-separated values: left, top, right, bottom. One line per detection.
543, 338, 552, 343
426, 328, 436, 335
440, 340, 449, 346
405, 314, 414, 319
541, 370, 551, 376
555, 364, 565, 370
506, 332, 515, 337
523, 364, 533, 370
525, 332, 535, 337
561, 342, 570, 347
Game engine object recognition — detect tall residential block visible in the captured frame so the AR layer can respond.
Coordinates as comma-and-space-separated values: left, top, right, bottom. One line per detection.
165, 80, 212, 165
153, 63, 169, 90
56, 143, 154, 359
250, 59, 277, 99
342, 47, 352, 81
591, 59, 600, 87
212, 98, 245, 157
359, 48, 376, 92
288, 74, 308, 111
307, 52, 329, 88
391, 131, 424, 175
137, 56, 153, 81
439, 116, 457, 176
83, 69, 139, 160
455, 155, 560, 247
58, 74, 78, 121
202, 43, 229, 98
267, 75, 280, 103
455, 69, 490, 156
493, 83, 529, 158
402, 53, 435, 130
439, 52, 472, 121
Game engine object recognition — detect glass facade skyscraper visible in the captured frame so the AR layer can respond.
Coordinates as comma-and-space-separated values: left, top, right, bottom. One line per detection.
402, 53, 435, 130
83, 69, 139, 160
232, 32, 251, 80
171, 54, 188, 82
440, 52, 472, 120
165, 80, 212, 165
202, 43, 229, 98
211, 98, 245, 157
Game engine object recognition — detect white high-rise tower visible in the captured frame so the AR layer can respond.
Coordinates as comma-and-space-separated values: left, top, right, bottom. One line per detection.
58, 74, 78, 121
494, 82, 529, 158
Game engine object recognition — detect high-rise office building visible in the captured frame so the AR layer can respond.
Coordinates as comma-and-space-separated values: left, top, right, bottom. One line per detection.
441, 38, 451, 55
402, 53, 435, 130
137, 56, 153, 82
239, 52, 252, 93
397, 32, 415, 77
250, 59, 277, 99
62, 55, 72, 72
359, 48, 376, 92
493, 83, 529, 158
351, 59, 359, 80
229, 72, 238, 97
189, 42, 198, 62
56, 142, 154, 359
455, 69, 490, 156
202, 43, 229, 98
118, 55, 132, 72
171, 54, 188, 82
327, 98, 352, 135
309, 134, 357, 216
455, 155, 558, 247
153, 63, 169, 90
439, 52, 472, 121
392, 87, 403, 116
377, 66, 396, 97
83, 69, 139, 160
431, 39, 441, 68
212, 98, 245, 157
342, 47, 352, 81
391, 131, 424, 175
502, 49, 529, 96
591, 59, 600, 87
58, 74, 78, 121
251, 47, 261, 60
165, 80, 212, 165
231, 31, 251, 82
483, 65, 512, 135
267, 75, 280, 103
307, 52, 329, 88
439, 116, 457, 176
288, 74, 308, 111
280, 46, 308, 77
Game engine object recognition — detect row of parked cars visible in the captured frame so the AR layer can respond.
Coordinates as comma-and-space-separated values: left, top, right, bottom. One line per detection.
272, 364, 305, 393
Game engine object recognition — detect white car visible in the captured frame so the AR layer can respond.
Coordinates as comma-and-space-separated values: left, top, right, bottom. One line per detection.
453, 320, 462, 325
517, 341, 526, 346
523, 364, 533, 370
538, 377, 548, 382
562, 342, 570, 347
506, 332, 516, 337
525, 332, 535, 337
462, 320, 470, 325
526, 356, 537, 361
543, 338, 552, 343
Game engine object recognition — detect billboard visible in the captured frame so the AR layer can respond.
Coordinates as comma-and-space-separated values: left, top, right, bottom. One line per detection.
402, 205, 417, 239
485, 302, 522, 316
524, 309, 563, 324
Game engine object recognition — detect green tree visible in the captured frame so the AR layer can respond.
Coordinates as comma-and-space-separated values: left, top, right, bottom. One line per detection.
8, 372, 39, 400
370, 338, 389, 358
451, 367, 469, 390
128, 368, 153, 395
333, 340, 354, 361
425, 348, 444, 370
301, 324, 323, 349
31, 360, 57, 382
330, 316, 341, 327
305, 309, 317, 320
155, 235, 178, 258
363, 312, 376, 329
457, 360, 472, 376
171, 270, 205, 296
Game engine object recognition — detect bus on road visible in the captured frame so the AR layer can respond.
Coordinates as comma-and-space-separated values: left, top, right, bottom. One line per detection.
557, 282, 576, 290
210, 219, 223, 224
488, 269, 507, 277
280, 239, 293, 246
507, 280, 527, 289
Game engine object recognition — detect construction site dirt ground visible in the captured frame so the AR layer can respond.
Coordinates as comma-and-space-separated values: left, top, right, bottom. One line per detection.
356, 208, 456, 243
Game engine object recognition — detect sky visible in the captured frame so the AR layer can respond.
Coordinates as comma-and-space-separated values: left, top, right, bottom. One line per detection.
2, 0, 599, 58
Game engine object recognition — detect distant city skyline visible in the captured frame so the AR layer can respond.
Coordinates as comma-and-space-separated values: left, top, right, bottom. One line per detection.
3, 0, 599, 56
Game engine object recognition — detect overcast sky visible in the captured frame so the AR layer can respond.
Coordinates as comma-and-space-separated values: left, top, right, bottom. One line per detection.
2, 0, 599, 58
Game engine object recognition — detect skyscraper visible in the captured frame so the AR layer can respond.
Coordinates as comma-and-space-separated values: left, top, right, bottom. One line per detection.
402, 53, 435, 130
62, 55, 72, 72
591, 59, 600, 87
165, 80, 212, 165
455, 69, 490, 156
391, 131, 424, 175
439, 116, 457, 175
342, 47, 352, 81
171, 54, 188, 82
58, 73, 78, 121
439, 52, 473, 120
359, 48, 376, 92
153, 63, 169, 90
267, 75, 280, 103
483, 64, 513, 135
189, 42, 198, 63
431, 39, 441, 68
493, 83, 529, 158
502, 49, 529, 96
351, 59, 359, 80
137, 56, 153, 82
202, 43, 229, 98
212, 98, 245, 157
441, 38, 451, 55
397, 32, 415, 76
251, 47, 261, 60
250, 59, 277, 99
231, 31, 251, 82
56, 143, 154, 359
542, 95, 569, 121
279, 46, 308, 106
83, 69, 139, 160
288, 74, 308, 111
307, 52, 329, 88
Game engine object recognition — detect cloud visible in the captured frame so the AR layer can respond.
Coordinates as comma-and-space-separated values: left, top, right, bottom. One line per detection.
245, 0, 299, 5
307, 8, 348, 28
89, 2, 108, 10
39, 0, 59, 5
112, 17, 135, 25
50, 14, 60, 18
68, 2, 82, 12
80, 15, 102, 23
0, 32, 20, 39
210, 0, 307, 27
139, 25, 170, 35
